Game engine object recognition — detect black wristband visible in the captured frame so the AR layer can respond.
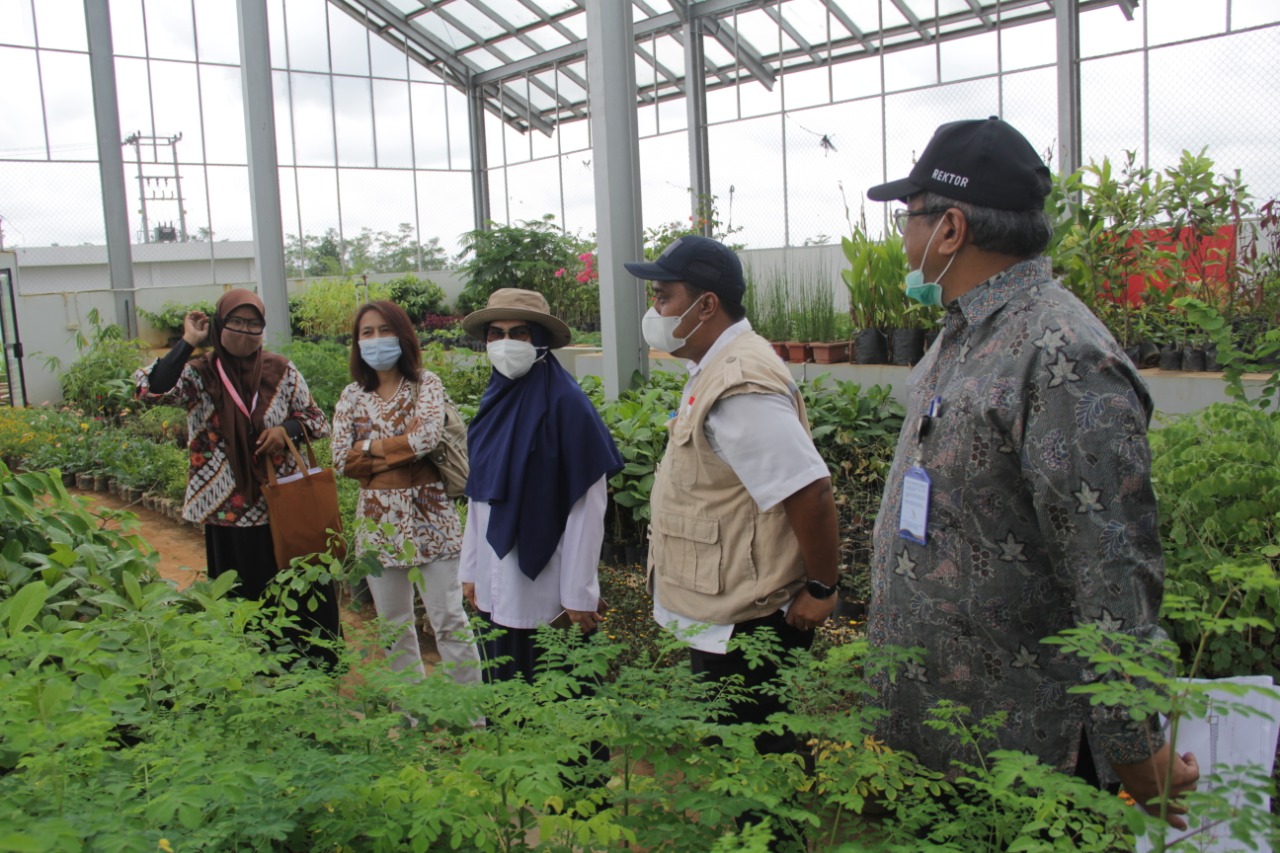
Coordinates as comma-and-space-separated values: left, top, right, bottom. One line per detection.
806, 578, 838, 600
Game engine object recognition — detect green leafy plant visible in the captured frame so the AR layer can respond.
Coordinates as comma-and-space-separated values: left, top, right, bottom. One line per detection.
1149, 401, 1280, 678
138, 299, 216, 338
643, 192, 744, 259
592, 370, 683, 547
455, 215, 594, 324
291, 277, 391, 338
385, 273, 448, 321
43, 308, 147, 423
840, 218, 909, 331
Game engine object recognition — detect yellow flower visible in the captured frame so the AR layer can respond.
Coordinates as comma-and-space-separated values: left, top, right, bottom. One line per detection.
158, 840, 174, 853
80, 422, 89, 430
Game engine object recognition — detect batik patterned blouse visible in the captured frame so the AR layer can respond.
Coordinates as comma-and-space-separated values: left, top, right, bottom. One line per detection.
332, 371, 463, 567
135, 358, 329, 527
868, 256, 1168, 775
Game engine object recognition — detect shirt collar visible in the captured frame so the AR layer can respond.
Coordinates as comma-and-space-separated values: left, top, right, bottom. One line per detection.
950, 256, 1052, 327
686, 318, 752, 380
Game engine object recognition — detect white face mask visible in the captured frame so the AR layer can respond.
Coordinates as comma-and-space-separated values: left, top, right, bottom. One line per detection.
487, 338, 540, 380
641, 296, 705, 353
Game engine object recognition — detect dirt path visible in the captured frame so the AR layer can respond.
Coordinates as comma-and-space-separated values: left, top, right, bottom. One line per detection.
71, 488, 206, 590
70, 489, 440, 669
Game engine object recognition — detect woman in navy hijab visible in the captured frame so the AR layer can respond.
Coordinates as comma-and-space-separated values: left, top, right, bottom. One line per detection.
458, 288, 622, 683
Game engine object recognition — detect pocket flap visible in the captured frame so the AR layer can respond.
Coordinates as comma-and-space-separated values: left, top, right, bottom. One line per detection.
651, 511, 719, 545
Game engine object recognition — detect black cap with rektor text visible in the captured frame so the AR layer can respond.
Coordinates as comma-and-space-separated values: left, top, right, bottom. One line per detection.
867, 117, 1051, 211
624, 235, 746, 305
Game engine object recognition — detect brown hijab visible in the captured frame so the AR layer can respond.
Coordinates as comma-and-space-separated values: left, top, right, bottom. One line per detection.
192, 289, 289, 505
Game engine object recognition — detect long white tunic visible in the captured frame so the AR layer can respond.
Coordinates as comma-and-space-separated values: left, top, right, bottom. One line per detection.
459, 475, 608, 629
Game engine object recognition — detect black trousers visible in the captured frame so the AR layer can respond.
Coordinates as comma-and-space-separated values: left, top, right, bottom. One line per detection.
205, 523, 341, 669
690, 609, 814, 851
688, 608, 815, 754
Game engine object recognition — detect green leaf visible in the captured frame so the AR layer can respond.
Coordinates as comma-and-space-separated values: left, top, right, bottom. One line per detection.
2, 581, 49, 635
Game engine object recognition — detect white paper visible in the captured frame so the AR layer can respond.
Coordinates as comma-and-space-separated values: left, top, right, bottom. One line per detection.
274, 466, 322, 485
1135, 675, 1280, 853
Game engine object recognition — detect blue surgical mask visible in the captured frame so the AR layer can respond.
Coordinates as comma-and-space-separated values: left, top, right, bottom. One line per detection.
904, 217, 956, 308
359, 337, 402, 371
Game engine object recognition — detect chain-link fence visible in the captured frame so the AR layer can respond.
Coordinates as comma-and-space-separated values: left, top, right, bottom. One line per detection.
2, 0, 1277, 267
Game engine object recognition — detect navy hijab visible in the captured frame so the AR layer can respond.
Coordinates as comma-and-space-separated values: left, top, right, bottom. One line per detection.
466, 323, 623, 580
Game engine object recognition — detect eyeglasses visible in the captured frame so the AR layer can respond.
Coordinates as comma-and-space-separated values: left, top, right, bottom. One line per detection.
486, 324, 533, 342
893, 207, 950, 235
224, 316, 265, 333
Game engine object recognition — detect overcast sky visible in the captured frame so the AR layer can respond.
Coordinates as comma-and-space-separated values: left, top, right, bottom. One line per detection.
0, 0, 1277, 255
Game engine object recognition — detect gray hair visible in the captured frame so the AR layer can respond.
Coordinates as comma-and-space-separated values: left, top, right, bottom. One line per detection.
918, 191, 1052, 258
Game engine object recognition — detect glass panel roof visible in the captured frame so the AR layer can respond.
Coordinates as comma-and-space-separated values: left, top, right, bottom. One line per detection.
338, 0, 1137, 135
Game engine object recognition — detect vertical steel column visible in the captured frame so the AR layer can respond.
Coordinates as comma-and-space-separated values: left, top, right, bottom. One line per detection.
237, 0, 290, 345
586, 0, 645, 399
468, 79, 491, 230
1055, 0, 1082, 179
684, 16, 711, 231
83, 0, 136, 337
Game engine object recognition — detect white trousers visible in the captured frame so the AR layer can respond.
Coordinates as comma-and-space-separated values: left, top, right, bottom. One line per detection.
365, 557, 481, 684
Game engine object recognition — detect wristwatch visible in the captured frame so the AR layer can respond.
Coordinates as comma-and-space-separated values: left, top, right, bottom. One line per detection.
806, 578, 838, 600
361, 439, 372, 455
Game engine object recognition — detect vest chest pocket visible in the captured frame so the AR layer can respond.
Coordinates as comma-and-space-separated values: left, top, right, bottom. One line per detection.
651, 510, 722, 595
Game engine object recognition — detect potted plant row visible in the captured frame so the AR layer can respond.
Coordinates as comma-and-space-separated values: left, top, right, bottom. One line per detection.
841, 221, 937, 366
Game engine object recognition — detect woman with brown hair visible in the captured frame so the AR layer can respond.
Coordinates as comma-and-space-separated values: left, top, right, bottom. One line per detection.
134, 288, 339, 667
331, 300, 481, 684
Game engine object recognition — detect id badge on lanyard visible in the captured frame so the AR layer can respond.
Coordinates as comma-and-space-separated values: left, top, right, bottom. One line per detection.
899, 396, 941, 545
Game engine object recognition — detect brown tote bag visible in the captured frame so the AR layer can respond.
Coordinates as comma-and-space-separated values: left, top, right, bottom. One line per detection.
261, 432, 347, 568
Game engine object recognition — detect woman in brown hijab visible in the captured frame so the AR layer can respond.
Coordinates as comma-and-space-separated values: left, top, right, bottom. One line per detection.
135, 289, 340, 667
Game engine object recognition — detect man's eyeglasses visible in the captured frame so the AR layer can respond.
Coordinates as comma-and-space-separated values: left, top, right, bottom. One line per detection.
893, 207, 950, 235
224, 316, 265, 333
485, 324, 533, 342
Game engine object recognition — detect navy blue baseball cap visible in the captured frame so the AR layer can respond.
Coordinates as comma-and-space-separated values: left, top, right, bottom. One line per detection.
624, 235, 746, 304
867, 117, 1051, 211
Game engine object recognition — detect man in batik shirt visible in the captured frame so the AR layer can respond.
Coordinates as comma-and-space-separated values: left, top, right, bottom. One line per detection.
865, 117, 1198, 828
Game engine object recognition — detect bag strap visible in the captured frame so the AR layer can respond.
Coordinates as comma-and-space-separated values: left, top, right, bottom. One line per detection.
263, 431, 318, 486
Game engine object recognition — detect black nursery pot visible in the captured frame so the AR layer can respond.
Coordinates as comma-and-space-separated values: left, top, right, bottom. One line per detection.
1205, 345, 1220, 372
1182, 346, 1207, 372
890, 328, 927, 367
853, 328, 889, 364
1157, 343, 1183, 371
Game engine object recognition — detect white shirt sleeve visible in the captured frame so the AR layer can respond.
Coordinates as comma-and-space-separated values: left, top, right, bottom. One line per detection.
705, 393, 831, 511
558, 475, 608, 613
459, 498, 479, 585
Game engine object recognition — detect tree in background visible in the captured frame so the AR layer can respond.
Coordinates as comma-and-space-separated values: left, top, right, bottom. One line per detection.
284, 224, 448, 278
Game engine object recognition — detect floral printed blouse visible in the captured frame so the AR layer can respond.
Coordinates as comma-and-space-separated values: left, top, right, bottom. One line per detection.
332, 370, 463, 567
868, 256, 1169, 776
134, 357, 329, 527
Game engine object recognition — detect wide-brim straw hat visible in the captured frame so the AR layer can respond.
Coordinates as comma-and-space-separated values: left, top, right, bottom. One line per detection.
461, 288, 573, 349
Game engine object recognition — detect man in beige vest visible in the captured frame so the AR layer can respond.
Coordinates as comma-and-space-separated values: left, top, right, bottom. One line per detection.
625, 236, 839, 834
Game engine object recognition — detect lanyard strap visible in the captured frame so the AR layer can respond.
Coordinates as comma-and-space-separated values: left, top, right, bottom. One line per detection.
215, 358, 259, 421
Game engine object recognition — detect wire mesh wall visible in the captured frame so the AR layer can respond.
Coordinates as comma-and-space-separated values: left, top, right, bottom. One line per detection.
0, 0, 1277, 271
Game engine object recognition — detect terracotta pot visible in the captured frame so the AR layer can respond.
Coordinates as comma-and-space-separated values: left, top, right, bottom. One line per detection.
784, 342, 812, 363
810, 341, 851, 364
770, 341, 788, 360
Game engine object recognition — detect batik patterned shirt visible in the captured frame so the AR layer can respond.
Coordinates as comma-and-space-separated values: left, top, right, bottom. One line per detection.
135, 358, 329, 527
332, 371, 463, 567
868, 256, 1168, 775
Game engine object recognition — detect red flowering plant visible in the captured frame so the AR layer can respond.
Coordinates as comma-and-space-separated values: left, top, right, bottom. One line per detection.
553, 250, 602, 331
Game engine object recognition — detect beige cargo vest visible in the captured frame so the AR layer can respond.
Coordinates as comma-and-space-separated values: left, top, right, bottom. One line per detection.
648, 330, 811, 625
